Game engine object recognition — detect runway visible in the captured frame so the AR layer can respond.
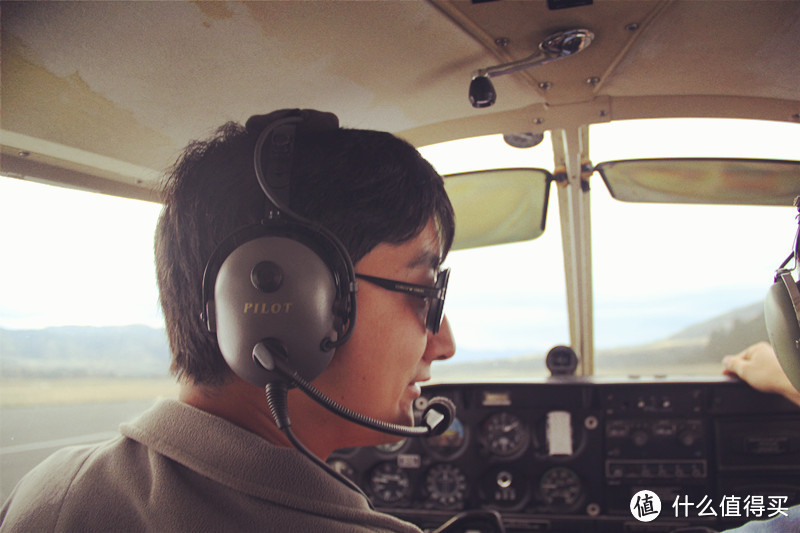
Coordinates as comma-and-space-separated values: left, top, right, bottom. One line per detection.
0, 400, 156, 502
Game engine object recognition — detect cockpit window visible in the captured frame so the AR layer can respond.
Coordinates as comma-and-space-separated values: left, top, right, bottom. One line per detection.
421, 119, 798, 380
0, 179, 163, 331
420, 133, 570, 380
589, 119, 798, 375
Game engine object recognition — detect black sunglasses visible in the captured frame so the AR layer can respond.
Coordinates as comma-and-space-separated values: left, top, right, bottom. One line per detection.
355, 268, 450, 334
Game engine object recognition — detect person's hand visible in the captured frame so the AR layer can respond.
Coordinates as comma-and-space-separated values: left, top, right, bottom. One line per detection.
722, 341, 800, 407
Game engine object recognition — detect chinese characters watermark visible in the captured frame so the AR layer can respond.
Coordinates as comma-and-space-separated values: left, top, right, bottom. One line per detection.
630, 492, 790, 522
673, 495, 789, 519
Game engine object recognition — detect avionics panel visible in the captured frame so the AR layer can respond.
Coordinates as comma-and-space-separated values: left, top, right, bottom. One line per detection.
327, 379, 800, 532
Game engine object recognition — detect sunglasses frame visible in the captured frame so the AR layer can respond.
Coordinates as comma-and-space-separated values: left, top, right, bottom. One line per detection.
355, 268, 450, 333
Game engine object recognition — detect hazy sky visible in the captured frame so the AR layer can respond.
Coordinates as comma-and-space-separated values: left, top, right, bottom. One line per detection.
1, 118, 797, 357
0, 180, 163, 329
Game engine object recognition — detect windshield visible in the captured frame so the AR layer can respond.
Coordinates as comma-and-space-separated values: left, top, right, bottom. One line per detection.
420, 118, 798, 379
589, 119, 797, 376
419, 134, 569, 380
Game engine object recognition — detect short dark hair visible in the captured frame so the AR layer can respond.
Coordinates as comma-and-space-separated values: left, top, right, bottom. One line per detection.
155, 117, 454, 385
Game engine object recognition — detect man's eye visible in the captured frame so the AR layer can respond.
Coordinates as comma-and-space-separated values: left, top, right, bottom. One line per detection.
410, 296, 429, 319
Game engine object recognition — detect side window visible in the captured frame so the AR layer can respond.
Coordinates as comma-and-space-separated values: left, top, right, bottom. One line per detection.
0, 178, 173, 502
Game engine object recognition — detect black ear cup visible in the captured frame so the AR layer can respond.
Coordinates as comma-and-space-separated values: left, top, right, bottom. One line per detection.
213, 235, 337, 385
203, 223, 355, 386
763, 197, 800, 394
764, 272, 800, 392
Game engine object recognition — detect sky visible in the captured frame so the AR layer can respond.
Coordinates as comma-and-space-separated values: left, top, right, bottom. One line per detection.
1, 118, 798, 359
0, 181, 164, 329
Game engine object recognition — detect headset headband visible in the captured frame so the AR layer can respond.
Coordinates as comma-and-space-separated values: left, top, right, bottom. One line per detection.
201, 109, 358, 353
248, 109, 339, 217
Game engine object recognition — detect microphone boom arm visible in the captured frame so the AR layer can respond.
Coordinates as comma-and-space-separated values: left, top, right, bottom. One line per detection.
253, 341, 454, 437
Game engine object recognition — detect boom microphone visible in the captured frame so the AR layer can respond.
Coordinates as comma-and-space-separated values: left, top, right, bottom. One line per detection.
253, 340, 456, 437
422, 396, 457, 437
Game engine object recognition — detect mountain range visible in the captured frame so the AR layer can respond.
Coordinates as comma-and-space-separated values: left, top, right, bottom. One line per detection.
0, 325, 171, 378
434, 301, 768, 380
0, 301, 768, 379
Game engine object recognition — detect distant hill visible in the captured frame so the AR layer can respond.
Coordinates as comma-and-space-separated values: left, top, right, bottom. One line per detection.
0, 325, 171, 378
0, 301, 770, 379
434, 300, 770, 379
591, 301, 768, 369
669, 301, 764, 343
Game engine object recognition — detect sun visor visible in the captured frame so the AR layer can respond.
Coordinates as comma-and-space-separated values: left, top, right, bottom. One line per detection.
596, 158, 800, 206
444, 168, 552, 250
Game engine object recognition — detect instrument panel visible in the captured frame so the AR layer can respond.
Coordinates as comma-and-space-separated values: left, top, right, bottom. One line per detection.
328, 378, 800, 532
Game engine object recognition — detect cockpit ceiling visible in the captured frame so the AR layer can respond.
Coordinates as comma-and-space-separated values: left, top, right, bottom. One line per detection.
1, 1, 799, 201
444, 0, 800, 103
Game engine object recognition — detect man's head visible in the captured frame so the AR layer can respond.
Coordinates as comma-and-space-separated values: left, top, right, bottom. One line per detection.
155, 110, 455, 386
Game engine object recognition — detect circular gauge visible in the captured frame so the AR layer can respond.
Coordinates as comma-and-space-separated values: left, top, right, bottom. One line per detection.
375, 439, 407, 454
481, 412, 529, 457
326, 459, 356, 481
425, 463, 468, 509
539, 467, 582, 507
425, 417, 467, 458
369, 462, 412, 504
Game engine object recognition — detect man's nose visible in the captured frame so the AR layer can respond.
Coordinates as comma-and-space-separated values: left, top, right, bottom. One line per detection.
426, 315, 456, 362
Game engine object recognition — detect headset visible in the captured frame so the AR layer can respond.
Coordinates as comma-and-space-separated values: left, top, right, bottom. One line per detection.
200, 109, 358, 387
764, 196, 800, 393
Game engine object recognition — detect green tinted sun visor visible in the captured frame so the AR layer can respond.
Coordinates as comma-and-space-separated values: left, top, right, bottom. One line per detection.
443, 168, 552, 250
596, 158, 800, 206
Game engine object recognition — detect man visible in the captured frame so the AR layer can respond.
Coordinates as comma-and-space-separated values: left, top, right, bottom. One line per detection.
0, 109, 456, 532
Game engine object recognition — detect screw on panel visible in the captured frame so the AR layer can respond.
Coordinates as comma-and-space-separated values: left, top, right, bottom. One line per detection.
495, 37, 510, 47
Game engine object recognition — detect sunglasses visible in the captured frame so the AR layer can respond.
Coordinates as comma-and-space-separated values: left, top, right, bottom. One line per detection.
355, 268, 450, 334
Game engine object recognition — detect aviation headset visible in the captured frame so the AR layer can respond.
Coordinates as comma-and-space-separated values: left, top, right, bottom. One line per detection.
200, 110, 358, 387
764, 196, 800, 393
